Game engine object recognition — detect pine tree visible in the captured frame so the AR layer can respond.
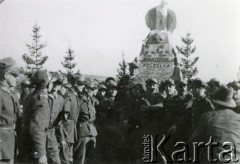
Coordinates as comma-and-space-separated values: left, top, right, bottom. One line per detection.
117, 52, 128, 80
176, 33, 199, 80
22, 24, 48, 71
61, 48, 77, 74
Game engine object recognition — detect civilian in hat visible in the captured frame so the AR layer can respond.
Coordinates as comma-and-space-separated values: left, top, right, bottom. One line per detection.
74, 78, 97, 164
207, 78, 221, 98
0, 57, 21, 164
191, 85, 240, 163
191, 78, 214, 130
21, 69, 50, 164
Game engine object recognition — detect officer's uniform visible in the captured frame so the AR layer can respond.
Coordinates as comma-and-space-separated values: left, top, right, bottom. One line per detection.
0, 57, 20, 164
47, 92, 65, 164
0, 86, 20, 163
60, 88, 79, 164
74, 94, 97, 164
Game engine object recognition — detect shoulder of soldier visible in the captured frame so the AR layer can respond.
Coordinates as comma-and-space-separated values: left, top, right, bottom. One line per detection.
57, 93, 65, 102
78, 94, 88, 102
34, 89, 48, 101
92, 97, 98, 102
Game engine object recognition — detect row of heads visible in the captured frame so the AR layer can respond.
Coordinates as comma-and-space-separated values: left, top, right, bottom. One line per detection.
29, 69, 118, 91
144, 77, 240, 91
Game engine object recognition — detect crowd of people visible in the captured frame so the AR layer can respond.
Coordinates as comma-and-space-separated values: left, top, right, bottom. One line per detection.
1, 56, 240, 164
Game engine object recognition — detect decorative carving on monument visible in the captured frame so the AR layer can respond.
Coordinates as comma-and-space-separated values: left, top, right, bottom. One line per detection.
138, 0, 181, 82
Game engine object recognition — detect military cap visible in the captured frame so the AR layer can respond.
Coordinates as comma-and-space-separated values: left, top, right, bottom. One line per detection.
130, 77, 146, 91
31, 69, 50, 88
227, 81, 240, 91
128, 62, 139, 69
21, 78, 32, 87
208, 78, 220, 88
0, 57, 20, 77
107, 80, 118, 89
192, 78, 208, 88
72, 73, 85, 85
98, 83, 107, 90
105, 77, 115, 83
177, 79, 187, 86
51, 72, 63, 84
163, 78, 175, 86
146, 78, 158, 85
62, 78, 72, 88
84, 78, 96, 90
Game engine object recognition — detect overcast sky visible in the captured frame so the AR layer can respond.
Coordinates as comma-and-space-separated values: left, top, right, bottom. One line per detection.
0, 0, 240, 83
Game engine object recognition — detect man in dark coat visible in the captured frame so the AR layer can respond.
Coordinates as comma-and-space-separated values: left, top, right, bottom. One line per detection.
21, 69, 50, 164
0, 57, 21, 164
191, 85, 240, 163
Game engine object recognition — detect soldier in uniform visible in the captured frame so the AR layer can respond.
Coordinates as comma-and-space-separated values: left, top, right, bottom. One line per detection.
164, 79, 193, 161
99, 80, 119, 127
0, 57, 21, 164
47, 72, 67, 164
191, 78, 214, 130
21, 69, 50, 164
142, 78, 164, 135
97, 80, 123, 162
206, 78, 221, 98
95, 83, 107, 102
60, 74, 84, 164
73, 78, 97, 164
167, 79, 193, 135
20, 78, 33, 105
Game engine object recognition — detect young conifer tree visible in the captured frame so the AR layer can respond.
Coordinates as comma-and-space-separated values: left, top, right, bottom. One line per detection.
22, 24, 48, 72
176, 33, 199, 80
61, 47, 77, 74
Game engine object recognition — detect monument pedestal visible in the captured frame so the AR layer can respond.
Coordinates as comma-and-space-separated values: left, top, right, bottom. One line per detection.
138, 31, 177, 82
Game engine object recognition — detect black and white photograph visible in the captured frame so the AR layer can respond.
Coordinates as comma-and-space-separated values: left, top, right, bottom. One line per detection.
0, 0, 240, 163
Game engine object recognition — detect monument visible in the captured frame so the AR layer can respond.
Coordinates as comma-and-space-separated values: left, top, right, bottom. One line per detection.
138, 0, 181, 82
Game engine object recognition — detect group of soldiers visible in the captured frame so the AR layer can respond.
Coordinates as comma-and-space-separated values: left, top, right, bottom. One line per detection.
1, 57, 240, 164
